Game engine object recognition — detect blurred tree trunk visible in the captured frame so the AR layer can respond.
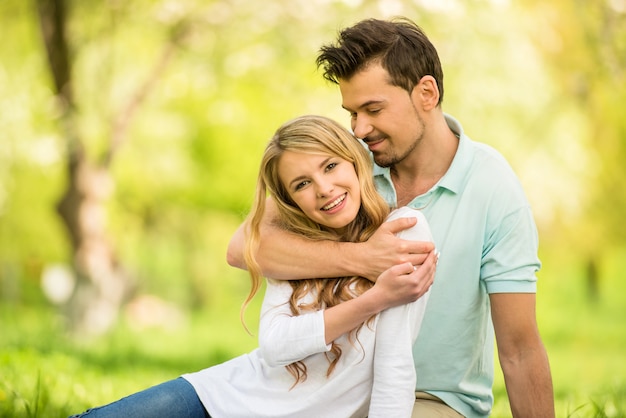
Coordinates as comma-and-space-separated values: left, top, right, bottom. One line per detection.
586, 258, 599, 303
35, 0, 129, 334
35, 0, 182, 334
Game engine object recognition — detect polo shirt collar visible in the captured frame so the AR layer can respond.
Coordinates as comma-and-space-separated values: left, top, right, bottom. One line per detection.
372, 113, 474, 196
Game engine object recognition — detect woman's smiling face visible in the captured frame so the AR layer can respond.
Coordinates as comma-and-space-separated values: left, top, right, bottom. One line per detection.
278, 150, 361, 232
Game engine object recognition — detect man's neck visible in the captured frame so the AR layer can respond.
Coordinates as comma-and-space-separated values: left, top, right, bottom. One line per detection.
392, 115, 458, 206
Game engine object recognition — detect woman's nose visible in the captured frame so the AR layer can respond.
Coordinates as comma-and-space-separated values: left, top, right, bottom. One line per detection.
316, 181, 334, 198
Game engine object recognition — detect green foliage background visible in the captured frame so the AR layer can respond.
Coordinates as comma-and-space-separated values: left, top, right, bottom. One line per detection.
1, 0, 625, 416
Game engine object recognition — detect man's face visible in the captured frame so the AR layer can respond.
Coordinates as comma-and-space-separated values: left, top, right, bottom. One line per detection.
339, 64, 425, 168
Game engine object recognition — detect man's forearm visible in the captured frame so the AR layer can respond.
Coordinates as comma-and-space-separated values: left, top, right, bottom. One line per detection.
227, 198, 434, 282
502, 345, 555, 418
226, 219, 361, 280
491, 292, 555, 418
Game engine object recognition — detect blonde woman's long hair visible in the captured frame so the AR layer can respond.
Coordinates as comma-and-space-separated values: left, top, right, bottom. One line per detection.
241, 115, 389, 385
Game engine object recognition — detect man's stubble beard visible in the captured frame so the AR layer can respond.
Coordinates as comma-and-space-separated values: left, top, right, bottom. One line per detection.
373, 133, 421, 168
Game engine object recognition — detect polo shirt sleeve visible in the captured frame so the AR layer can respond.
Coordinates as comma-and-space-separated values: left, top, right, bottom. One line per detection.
257, 279, 331, 367
482, 202, 541, 294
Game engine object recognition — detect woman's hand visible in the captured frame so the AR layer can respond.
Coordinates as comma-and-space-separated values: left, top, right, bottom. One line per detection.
358, 217, 436, 282
370, 250, 438, 309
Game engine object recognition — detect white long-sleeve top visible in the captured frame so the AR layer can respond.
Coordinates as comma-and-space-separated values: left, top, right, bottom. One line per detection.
183, 207, 433, 418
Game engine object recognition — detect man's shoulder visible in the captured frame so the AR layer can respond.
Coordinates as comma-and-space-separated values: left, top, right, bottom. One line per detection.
467, 140, 520, 186
470, 140, 512, 169
458, 139, 531, 213
445, 114, 515, 176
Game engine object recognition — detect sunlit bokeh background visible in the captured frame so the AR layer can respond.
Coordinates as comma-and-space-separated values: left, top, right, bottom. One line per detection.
1, 0, 625, 416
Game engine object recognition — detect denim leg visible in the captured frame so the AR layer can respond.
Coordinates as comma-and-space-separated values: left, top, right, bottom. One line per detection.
69, 377, 210, 418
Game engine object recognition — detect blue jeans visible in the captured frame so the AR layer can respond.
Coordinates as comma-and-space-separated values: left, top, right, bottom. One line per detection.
69, 377, 210, 418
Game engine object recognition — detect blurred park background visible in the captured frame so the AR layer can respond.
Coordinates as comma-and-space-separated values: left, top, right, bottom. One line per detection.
1, 0, 625, 416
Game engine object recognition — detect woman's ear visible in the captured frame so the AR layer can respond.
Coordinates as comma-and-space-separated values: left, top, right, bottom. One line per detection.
411, 75, 439, 111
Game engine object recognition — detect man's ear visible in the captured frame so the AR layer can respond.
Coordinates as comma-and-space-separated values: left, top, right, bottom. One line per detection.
411, 75, 439, 111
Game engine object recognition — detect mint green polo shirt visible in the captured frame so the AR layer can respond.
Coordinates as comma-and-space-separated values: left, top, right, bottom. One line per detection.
372, 114, 541, 418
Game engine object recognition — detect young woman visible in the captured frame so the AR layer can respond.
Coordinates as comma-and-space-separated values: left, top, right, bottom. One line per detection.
70, 115, 436, 418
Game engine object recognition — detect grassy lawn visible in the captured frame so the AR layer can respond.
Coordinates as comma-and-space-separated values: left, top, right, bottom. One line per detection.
0, 302, 260, 418
1, 248, 625, 417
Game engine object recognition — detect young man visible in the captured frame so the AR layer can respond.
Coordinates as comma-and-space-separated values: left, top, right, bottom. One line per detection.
228, 18, 554, 418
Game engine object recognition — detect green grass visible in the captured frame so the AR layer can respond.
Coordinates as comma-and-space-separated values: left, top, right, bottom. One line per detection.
0, 301, 260, 418
1, 247, 625, 417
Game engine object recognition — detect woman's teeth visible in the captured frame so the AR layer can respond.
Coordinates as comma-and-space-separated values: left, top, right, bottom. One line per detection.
322, 194, 345, 211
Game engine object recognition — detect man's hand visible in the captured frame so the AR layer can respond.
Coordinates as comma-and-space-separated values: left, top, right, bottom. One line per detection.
359, 217, 436, 282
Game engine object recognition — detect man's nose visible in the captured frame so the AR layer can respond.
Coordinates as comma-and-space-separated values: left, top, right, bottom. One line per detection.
352, 115, 373, 140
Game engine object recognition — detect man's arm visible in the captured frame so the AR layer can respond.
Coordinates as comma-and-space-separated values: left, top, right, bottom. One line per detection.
490, 292, 555, 418
226, 197, 435, 282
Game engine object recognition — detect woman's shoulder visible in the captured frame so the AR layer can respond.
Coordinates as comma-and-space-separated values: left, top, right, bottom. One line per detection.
387, 207, 433, 242
387, 206, 427, 222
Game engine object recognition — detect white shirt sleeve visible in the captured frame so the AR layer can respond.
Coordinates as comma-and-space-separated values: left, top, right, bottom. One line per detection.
368, 207, 434, 418
257, 279, 331, 367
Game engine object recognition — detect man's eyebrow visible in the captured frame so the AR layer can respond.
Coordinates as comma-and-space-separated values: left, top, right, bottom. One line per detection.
342, 100, 385, 112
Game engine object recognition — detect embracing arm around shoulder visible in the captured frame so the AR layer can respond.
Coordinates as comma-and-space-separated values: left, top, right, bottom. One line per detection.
226, 200, 356, 280
226, 197, 435, 282
490, 292, 555, 418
